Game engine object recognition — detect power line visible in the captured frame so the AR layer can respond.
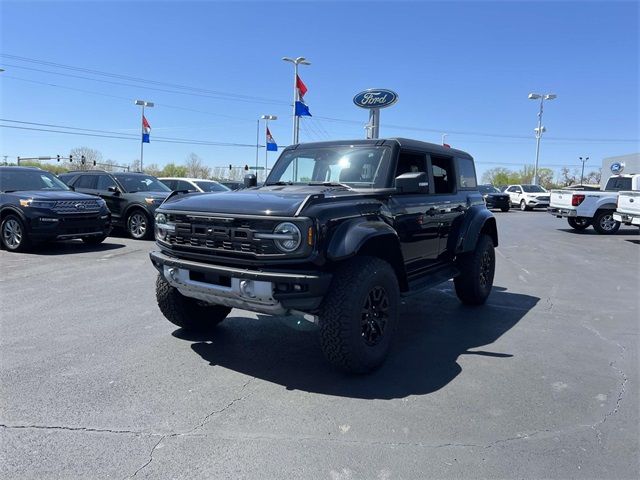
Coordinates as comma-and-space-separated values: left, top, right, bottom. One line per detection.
0, 53, 288, 105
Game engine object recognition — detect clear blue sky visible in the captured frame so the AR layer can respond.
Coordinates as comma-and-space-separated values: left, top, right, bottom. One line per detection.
1, 1, 638, 180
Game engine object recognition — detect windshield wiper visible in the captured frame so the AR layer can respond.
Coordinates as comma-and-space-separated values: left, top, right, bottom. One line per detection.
308, 182, 354, 190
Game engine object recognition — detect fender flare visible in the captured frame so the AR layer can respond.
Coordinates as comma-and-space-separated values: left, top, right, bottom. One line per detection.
595, 203, 617, 211
123, 203, 153, 221
327, 217, 400, 262
451, 206, 498, 254
0, 206, 28, 225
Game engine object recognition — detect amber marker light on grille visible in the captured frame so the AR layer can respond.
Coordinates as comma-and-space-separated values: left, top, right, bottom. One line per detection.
307, 226, 314, 246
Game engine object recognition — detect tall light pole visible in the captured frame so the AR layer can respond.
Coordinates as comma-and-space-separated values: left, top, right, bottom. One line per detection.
261, 115, 277, 181
282, 56, 310, 145
528, 93, 556, 185
134, 99, 153, 172
579, 156, 590, 186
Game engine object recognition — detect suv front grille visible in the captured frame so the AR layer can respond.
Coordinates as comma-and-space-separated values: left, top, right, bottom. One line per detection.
53, 200, 102, 214
165, 214, 280, 256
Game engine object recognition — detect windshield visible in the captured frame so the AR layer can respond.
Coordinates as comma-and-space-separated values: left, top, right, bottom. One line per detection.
113, 174, 171, 193
0, 170, 70, 192
267, 146, 391, 188
194, 181, 230, 192
478, 185, 500, 194
522, 185, 547, 193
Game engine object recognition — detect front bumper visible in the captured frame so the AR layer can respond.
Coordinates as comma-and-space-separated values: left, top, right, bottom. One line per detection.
28, 212, 112, 241
547, 207, 577, 218
149, 250, 332, 315
613, 212, 640, 225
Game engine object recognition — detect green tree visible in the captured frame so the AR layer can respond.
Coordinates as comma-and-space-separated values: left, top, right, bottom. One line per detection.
161, 163, 188, 177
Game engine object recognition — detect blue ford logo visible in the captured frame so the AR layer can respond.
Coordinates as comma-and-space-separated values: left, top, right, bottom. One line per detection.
610, 162, 624, 173
353, 89, 399, 109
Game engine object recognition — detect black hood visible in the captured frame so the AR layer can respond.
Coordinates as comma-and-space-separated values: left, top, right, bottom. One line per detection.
160, 185, 359, 217
5, 190, 100, 201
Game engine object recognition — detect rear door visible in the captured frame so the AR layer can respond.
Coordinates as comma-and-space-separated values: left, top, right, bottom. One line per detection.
72, 174, 98, 195
96, 174, 127, 221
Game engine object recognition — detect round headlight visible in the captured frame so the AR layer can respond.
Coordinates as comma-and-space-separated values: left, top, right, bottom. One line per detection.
273, 222, 301, 253
155, 213, 167, 224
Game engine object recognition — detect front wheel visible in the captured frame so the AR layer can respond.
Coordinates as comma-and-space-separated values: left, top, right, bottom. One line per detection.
567, 217, 590, 231
156, 274, 231, 331
1, 214, 30, 252
454, 234, 495, 305
319, 256, 400, 374
520, 200, 530, 211
127, 210, 151, 240
500, 206, 510, 212
592, 210, 620, 235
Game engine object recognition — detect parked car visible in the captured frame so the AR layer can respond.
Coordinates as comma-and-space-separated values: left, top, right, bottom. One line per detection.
549, 174, 640, 234
158, 177, 230, 193
149, 138, 498, 373
478, 184, 510, 211
505, 184, 550, 211
59, 170, 170, 239
219, 181, 244, 191
614, 190, 640, 228
0, 166, 111, 252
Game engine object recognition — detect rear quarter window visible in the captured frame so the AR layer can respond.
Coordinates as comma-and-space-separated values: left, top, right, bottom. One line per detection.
456, 157, 477, 189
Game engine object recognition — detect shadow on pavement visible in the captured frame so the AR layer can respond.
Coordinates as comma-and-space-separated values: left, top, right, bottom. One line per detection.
174, 284, 538, 399
19, 240, 126, 256
557, 228, 639, 236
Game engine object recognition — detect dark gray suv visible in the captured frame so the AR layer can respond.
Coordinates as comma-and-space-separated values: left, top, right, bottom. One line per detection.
59, 171, 170, 239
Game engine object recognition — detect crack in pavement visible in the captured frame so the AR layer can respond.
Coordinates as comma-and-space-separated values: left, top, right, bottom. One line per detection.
581, 322, 629, 445
0, 423, 158, 437
123, 376, 256, 480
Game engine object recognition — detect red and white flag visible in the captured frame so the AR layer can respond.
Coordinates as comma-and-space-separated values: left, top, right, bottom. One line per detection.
296, 75, 308, 98
142, 115, 151, 143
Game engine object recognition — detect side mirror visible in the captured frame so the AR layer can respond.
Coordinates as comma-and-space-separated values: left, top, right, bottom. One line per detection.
244, 174, 257, 189
68, 185, 75, 191
107, 186, 120, 195
395, 172, 429, 194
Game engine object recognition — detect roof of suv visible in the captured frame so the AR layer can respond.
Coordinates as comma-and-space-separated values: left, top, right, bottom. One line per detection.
159, 177, 221, 182
285, 138, 473, 159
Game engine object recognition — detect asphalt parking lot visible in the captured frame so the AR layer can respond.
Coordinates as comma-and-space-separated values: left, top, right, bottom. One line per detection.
1, 211, 638, 480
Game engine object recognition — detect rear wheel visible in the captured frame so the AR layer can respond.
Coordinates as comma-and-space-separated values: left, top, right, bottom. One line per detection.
592, 210, 620, 235
156, 274, 231, 331
319, 256, 400, 374
567, 217, 590, 231
454, 234, 495, 305
1, 214, 30, 252
127, 210, 151, 239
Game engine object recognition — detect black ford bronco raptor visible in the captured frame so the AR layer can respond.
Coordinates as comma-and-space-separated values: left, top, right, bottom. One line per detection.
150, 138, 498, 373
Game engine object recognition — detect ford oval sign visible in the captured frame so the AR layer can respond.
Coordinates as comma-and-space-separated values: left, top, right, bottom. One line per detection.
610, 162, 624, 173
353, 89, 398, 109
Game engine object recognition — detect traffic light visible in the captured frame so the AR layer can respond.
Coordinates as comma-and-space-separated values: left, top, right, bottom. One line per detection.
244, 165, 249, 171
81, 155, 86, 165
93, 160, 96, 166
57, 155, 61, 162
69, 155, 73, 162
229, 164, 232, 171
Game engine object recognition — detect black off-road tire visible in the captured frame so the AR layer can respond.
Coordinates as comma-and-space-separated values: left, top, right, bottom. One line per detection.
319, 256, 400, 374
454, 234, 495, 306
127, 209, 152, 240
1, 214, 31, 252
567, 217, 590, 231
156, 274, 231, 331
500, 206, 510, 212
592, 210, 620, 235
82, 234, 108, 245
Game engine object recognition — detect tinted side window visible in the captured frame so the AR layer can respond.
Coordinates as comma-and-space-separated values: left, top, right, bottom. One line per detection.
456, 158, 477, 189
75, 175, 97, 189
395, 151, 427, 177
160, 179, 176, 190
96, 175, 117, 191
176, 180, 195, 191
605, 177, 632, 191
431, 156, 456, 194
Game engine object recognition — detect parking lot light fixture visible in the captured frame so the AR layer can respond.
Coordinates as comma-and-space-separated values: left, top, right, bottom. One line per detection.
579, 156, 590, 185
134, 100, 154, 172
528, 92, 557, 185
282, 56, 311, 144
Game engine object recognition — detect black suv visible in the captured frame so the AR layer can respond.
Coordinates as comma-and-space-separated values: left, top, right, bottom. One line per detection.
59, 171, 171, 239
149, 139, 498, 373
0, 166, 111, 251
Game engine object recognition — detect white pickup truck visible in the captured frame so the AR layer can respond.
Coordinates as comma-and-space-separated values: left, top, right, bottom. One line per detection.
548, 174, 640, 234
614, 190, 640, 227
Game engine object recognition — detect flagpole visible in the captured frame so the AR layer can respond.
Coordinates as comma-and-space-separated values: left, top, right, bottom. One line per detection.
293, 62, 299, 144
264, 118, 269, 176
255, 118, 260, 174
140, 104, 145, 173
